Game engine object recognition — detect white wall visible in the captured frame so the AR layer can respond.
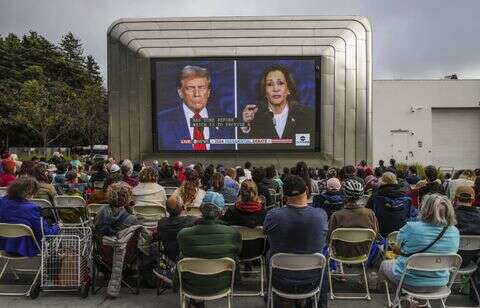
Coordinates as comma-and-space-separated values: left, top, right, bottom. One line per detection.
372, 80, 480, 167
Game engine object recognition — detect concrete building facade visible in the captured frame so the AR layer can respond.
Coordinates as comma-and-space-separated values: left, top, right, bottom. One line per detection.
107, 16, 372, 167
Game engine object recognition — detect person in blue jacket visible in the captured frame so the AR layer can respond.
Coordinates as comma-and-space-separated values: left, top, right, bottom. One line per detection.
379, 193, 459, 292
312, 177, 345, 219
0, 177, 61, 257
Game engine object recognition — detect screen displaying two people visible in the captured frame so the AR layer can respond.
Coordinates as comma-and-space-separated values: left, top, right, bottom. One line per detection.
154, 58, 318, 152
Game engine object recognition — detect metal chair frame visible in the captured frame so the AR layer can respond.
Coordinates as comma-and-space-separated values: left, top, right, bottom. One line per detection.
385, 253, 462, 308
267, 253, 326, 308
232, 226, 266, 297
0, 223, 42, 298
31, 198, 58, 222
328, 228, 377, 300
177, 257, 236, 308
54, 195, 89, 225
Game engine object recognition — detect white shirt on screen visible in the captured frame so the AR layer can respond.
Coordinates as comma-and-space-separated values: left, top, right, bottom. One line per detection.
272, 104, 289, 138
182, 103, 210, 150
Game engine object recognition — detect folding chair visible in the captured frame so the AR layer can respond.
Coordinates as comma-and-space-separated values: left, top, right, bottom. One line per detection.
232, 226, 266, 296
87, 203, 108, 219
449, 235, 480, 308
54, 195, 89, 224
267, 253, 326, 308
164, 187, 177, 197
328, 228, 377, 300
0, 223, 42, 299
31, 198, 58, 223
268, 188, 280, 208
385, 253, 462, 308
133, 205, 166, 229
187, 207, 202, 218
91, 231, 141, 295
0, 187, 6, 197
177, 257, 236, 308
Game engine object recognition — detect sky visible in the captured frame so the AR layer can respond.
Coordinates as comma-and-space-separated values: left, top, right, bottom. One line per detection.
0, 0, 479, 81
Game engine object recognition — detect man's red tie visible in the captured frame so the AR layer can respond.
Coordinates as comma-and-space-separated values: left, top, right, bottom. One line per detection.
192, 113, 207, 151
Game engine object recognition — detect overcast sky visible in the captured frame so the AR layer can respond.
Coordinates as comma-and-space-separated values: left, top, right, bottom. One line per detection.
1, 0, 479, 80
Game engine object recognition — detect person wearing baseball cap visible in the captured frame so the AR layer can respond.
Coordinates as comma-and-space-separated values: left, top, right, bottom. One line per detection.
263, 175, 329, 307
453, 185, 480, 266
177, 191, 241, 305
313, 177, 345, 219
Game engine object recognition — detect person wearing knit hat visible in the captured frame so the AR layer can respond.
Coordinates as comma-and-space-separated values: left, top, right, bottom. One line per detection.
454, 185, 480, 266
0, 160, 17, 187
313, 177, 345, 219
177, 190, 241, 303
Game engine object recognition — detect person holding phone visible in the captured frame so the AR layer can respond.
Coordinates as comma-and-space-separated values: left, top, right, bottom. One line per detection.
240, 65, 314, 149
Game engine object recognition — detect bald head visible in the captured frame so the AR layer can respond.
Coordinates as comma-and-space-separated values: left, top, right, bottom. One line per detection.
166, 195, 185, 217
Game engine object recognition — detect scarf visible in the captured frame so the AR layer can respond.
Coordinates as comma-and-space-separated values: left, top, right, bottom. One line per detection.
235, 201, 262, 213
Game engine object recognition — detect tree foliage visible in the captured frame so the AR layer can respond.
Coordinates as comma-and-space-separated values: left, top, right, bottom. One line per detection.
0, 31, 107, 151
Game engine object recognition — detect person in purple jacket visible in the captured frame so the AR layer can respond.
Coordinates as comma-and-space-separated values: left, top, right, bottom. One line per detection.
0, 177, 61, 257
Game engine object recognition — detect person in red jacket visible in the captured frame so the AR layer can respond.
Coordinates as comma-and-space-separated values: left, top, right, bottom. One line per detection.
0, 160, 17, 187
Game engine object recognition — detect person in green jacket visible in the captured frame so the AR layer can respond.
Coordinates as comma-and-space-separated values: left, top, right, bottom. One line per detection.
177, 191, 242, 307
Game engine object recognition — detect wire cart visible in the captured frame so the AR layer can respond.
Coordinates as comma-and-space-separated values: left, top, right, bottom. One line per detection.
40, 226, 92, 298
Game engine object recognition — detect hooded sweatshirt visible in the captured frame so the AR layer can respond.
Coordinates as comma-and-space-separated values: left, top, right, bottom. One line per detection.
369, 183, 417, 237
94, 206, 139, 236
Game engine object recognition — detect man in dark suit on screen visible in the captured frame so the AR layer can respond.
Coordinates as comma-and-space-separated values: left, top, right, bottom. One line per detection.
156, 65, 234, 151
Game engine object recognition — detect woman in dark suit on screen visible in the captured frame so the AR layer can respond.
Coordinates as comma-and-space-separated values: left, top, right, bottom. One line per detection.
240, 65, 314, 149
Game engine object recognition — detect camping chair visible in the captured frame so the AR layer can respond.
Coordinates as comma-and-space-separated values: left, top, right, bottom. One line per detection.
385, 253, 462, 308
232, 226, 266, 296
328, 228, 377, 300
0, 223, 42, 299
164, 187, 177, 197
177, 257, 236, 308
187, 207, 202, 218
267, 253, 326, 308
87, 203, 108, 220
448, 235, 480, 308
31, 198, 58, 223
54, 195, 89, 225
91, 230, 141, 295
133, 205, 166, 229
0, 187, 7, 197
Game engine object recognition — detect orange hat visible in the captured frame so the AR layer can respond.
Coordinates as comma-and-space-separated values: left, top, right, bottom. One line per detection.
3, 159, 16, 174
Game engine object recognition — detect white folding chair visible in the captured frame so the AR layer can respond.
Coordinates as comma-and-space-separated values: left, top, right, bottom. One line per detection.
133, 205, 166, 228
268, 253, 326, 308
54, 195, 89, 224
0, 223, 42, 298
386, 253, 462, 308
187, 207, 202, 218
232, 226, 266, 296
177, 257, 236, 308
0, 187, 7, 197
449, 235, 480, 308
328, 228, 377, 300
31, 198, 58, 222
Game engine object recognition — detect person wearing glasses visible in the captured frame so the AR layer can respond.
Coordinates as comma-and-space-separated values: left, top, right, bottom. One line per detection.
156, 65, 234, 151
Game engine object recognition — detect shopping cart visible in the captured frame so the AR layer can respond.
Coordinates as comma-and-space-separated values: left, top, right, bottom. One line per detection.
40, 226, 92, 298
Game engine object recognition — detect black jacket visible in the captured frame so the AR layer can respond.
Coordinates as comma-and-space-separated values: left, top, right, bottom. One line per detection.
455, 206, 480, 265
240, 102, 314, 149
223, 204, 267, 229
157, 215, 197, 262
418, 181, 445, 203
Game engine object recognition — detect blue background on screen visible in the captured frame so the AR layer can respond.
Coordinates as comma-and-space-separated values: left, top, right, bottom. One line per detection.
236, 59, 316, 114
155, 60, 235, 116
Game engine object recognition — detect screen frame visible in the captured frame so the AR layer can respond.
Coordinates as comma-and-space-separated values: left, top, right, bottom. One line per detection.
151, 56, 322, 154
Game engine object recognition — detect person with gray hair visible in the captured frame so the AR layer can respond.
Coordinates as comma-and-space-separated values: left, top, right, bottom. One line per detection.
156, 65, 234, 151
378, 193, 459, 293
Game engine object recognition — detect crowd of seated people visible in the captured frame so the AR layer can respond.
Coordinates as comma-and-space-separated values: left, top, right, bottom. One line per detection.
1, 151, 480, 307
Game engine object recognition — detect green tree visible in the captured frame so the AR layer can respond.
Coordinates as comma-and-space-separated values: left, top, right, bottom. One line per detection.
60, 31, 84, 63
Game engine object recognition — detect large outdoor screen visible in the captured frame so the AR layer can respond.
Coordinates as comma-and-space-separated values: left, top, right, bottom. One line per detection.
152, 57, 320, 152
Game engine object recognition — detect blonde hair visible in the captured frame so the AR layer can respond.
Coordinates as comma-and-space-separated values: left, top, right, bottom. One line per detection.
239, 180, 259, 203
419, 194, 456, 226
179, 169, 200, 207
381, 172, 398, 185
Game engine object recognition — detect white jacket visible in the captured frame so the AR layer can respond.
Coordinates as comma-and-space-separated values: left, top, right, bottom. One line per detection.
132, 182, 167, 207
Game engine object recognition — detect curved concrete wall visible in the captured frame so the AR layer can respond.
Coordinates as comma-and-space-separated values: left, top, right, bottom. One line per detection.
107, 16, 372, 166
